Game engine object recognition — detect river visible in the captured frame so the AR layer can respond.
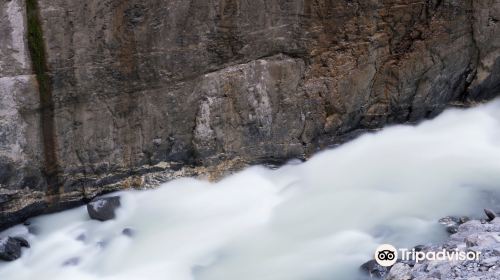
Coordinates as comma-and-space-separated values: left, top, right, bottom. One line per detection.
1, 100, 500, 279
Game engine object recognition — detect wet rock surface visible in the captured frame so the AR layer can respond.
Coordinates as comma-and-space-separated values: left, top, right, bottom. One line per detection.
1, 0, 500, 229
87, 196, 121, 221
0, 236, 29, 261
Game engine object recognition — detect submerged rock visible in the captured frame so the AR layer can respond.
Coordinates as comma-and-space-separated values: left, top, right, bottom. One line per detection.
87, 196, 121, 221
0, 236, 29, 261
76, 233, 86, 242
62, 257, 80, 267
122, 228, 134, 237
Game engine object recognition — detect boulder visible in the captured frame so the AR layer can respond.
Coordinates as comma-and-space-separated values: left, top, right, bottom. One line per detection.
0, 237, 28, 261
484, 209, 497, 221
87, 196, 121, 221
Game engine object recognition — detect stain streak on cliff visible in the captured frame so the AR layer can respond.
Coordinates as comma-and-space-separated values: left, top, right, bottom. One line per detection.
26, 0, 61, 201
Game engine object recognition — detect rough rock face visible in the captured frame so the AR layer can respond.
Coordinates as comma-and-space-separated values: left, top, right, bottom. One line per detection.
1, 0, 500, 229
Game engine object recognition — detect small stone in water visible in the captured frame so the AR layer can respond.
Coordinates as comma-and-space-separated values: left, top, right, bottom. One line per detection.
27, 225, 39, 235
76, 233, 86, 242
62, 257, 80, 267
122, 228, 134, 237
96, 240, 109, 248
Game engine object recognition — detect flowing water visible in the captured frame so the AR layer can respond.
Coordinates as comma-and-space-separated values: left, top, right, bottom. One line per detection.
2, 100, 500, 280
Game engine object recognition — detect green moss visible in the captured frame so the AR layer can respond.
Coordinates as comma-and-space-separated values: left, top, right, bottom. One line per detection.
26, 0, 60, 194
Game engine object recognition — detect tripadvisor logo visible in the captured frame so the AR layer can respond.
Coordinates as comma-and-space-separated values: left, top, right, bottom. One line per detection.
374, 244, 481, 267
374, 244, 398, 266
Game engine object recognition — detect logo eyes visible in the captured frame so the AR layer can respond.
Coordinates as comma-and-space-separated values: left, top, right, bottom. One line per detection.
374, 244, 398, 266
377, 250, 395, 261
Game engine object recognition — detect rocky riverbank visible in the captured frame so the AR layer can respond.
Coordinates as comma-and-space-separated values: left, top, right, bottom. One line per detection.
362, 209, 500, 280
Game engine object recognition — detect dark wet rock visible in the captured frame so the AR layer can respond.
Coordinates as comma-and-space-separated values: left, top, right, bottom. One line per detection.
122, 228, 134, 237
0, 237, 23, 261
87, 196, 121, 221
360, 259, 389, 279
62, 257, 80, 267
484, 209, 497, 221
12, 237, 30, 248
446, 225, 459, 234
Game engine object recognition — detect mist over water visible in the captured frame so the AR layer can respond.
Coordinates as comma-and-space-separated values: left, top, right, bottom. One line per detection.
2, 100, 500, 280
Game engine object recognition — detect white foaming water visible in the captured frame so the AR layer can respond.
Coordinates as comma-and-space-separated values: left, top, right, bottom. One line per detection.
2, 100, 500, 280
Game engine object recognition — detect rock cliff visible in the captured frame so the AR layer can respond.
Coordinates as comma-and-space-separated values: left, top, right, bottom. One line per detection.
1, 0, 500, 229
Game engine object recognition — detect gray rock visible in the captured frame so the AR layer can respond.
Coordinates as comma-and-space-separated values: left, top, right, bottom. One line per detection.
87, 196, 121, 221
484, 209, 497, 221
0, 237, 23, 261
481, 257, 500, 267
374, 214, 500, 280
465, 233, 500, 248
360, 259, 389, 279
385, 263, 412, 280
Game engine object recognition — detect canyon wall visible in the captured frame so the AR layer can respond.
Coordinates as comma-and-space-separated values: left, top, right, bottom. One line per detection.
1, 0, 500, 229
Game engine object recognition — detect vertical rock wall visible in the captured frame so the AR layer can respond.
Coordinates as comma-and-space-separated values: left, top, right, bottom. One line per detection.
0, 0, 500, 229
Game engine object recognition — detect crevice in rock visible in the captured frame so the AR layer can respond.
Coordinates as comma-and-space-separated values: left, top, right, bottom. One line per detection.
26, 0, 61, 202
